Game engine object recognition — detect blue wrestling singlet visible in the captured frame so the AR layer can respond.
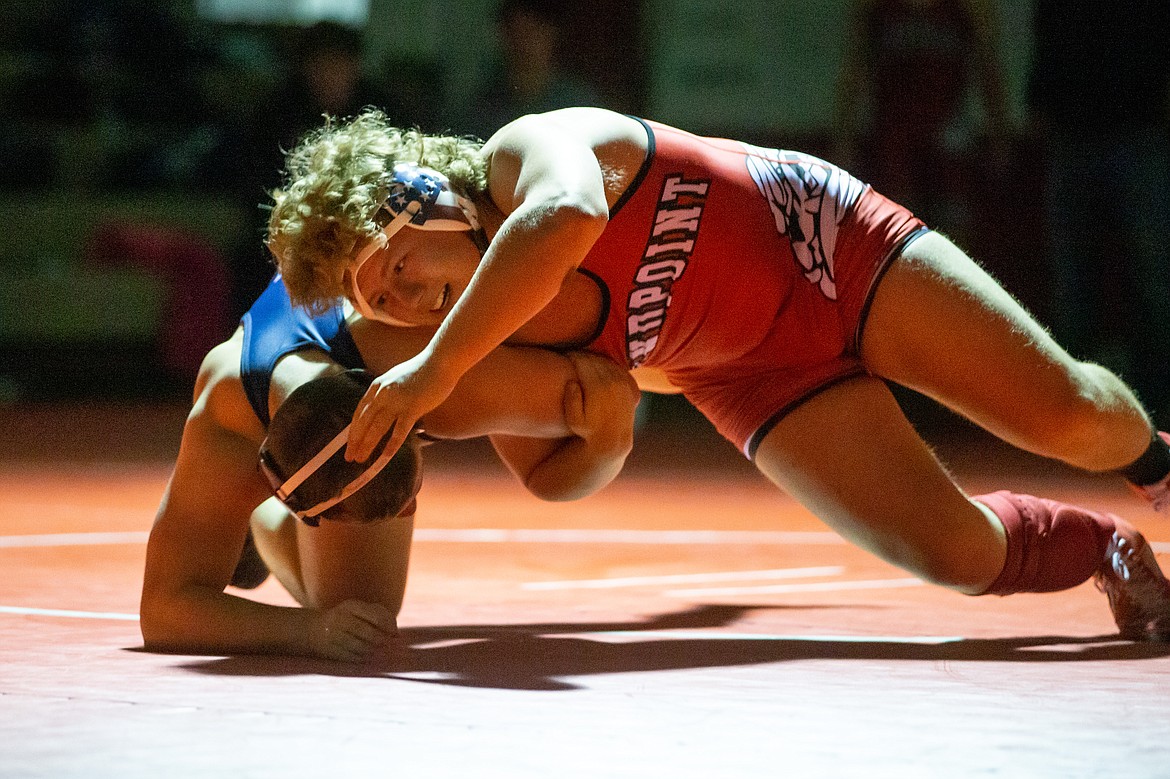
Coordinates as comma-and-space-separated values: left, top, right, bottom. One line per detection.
240, 274, 365, 426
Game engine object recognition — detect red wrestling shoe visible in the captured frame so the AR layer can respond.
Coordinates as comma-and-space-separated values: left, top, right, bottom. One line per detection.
1095, 519, 1170, 641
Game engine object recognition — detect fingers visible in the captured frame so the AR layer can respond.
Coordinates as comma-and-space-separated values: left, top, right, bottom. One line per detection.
312, 601, 398, 663
380, 421, 412, 468
346, 384, 389, 462
347, 402, 410, 465
344, 371, 425, 463
345, 358, 455, 461
562, 380, 585, 437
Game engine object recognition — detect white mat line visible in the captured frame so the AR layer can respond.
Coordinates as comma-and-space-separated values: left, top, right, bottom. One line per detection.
0, 529, 841, 548
579, 630, 964, 644
2, 531, 1161, 553
413, 529, 846, 545
0, 605, 138, 621
0, 504, 153, 521
0, 531, 150, 547
668, 577, 926, 597
524, 566, 845, 591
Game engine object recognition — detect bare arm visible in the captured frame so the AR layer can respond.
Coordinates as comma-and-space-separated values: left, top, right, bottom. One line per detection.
357, 317, 638, 497
140, 353, 319, 656
141, 326, 630, 659
490, 351, 641, 501
140, 344, 398, 662
346, 112, 612, 463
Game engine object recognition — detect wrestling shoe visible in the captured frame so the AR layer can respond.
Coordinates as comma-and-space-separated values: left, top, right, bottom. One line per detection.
1094, 519, 1170, 641
230, 529, 270, 590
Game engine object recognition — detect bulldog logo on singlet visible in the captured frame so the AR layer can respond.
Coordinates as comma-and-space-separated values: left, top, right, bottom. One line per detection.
743, 144, 865, 301
627, 173, 710, 366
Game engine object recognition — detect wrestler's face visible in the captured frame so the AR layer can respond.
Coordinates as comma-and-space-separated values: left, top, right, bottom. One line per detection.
351, 228, 481, 326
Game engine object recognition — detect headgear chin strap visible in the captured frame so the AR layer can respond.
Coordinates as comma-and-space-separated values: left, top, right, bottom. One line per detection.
347, 163, 481, 326
258, 423, 415, 526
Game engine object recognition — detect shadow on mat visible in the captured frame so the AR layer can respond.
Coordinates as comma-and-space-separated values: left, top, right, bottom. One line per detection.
172, 603, 1170, 691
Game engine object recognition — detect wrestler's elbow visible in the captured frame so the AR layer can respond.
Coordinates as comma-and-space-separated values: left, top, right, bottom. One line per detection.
522, 448, 629, 503
138, 591, 177, 650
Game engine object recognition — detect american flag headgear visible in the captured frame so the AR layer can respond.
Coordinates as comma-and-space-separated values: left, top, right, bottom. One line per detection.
348, 163, 481, 325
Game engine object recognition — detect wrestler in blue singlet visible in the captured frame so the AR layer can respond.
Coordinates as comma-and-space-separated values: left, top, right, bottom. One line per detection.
240, 274, 365, 426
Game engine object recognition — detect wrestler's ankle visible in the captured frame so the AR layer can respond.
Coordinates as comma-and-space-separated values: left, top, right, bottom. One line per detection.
973, 491, 1116, 596
1120, 431, 1170, 512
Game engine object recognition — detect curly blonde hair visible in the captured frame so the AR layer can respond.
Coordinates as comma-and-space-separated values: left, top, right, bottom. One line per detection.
266, 109, 488, 312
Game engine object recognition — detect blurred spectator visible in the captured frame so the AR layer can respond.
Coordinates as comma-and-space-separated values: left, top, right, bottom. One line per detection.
66, 0, 220, 188
834, 0, 1011, 244
457, 0, 604, 140
1028, 0, 1170, 420
222, 20, 442, 319
262, 21, 398, 153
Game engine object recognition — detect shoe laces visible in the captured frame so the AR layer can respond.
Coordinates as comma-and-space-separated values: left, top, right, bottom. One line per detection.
1097, 532, 1170, 637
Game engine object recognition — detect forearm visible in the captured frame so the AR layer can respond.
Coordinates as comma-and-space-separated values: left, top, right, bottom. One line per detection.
492, 429, 631, 502
140, 584, 314, 657
421, 344, 579, 440
492, 352, 638, 501
521, 435, 631, 502
426, 203, 605, 382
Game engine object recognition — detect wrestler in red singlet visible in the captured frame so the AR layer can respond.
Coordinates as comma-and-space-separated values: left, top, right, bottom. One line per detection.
580, 118, 927, 456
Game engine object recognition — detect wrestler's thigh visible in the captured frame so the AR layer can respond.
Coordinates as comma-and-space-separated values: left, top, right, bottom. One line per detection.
754, 375, 1005, 593
860, 231, 1119, 453
294, 516, 414, 613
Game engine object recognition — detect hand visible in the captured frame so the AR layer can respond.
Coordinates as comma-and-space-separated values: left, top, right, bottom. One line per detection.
563, 351, 640, 455
346, 352, 456, 463
307, 599, 398, 663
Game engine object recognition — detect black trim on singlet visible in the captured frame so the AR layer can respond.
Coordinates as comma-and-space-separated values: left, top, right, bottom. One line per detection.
852, 225, 932, 355
575, 267, 611, 349
610, 116, 656, 219
745, 369, 867, 461
545, 115, 651, 355
747, 224, 933, 460
521, 267, 611, 353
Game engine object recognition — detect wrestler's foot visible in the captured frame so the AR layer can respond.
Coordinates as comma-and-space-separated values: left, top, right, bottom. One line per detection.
1094, 519, 1170, 641
1127, 431, 1170, 512
230, 529, 270, 590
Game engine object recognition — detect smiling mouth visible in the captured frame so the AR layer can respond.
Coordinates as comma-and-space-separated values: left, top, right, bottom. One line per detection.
430, 284, 449, 313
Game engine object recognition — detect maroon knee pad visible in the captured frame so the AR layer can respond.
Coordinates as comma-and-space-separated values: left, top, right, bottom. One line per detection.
974, 491, 1117, 596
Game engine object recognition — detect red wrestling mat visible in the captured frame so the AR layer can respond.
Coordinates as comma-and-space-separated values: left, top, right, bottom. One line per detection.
2, 401, 1169, 778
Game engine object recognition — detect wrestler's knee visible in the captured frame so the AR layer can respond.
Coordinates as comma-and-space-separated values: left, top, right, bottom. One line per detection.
294, 517, 413, 613
250, 501, 310, 605
1032, 361, 1150, 468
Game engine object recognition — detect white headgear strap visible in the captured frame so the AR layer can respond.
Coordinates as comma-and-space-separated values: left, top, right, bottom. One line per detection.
262, 424, 402, 524
347, 163, 479, 326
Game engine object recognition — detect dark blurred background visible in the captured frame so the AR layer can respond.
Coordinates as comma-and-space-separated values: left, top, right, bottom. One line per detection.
0, 0, 1166, 429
